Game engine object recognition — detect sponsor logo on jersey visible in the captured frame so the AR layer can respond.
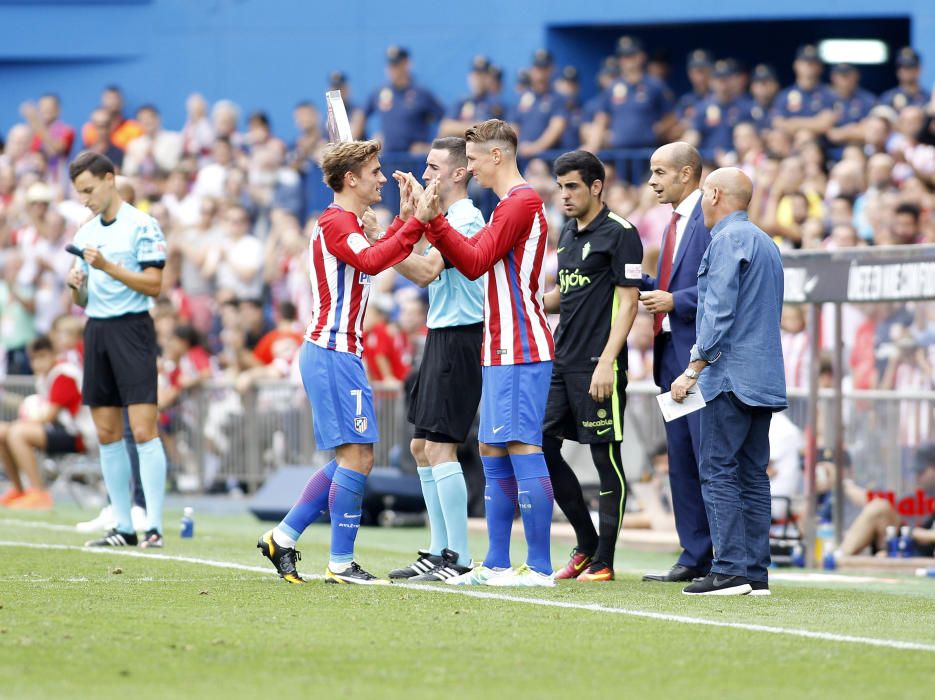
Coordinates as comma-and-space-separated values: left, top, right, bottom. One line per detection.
559, 267, 592, 294
581, 418, 614, 429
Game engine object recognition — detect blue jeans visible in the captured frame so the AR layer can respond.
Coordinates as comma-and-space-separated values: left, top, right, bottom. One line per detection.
698, 392, 773, 582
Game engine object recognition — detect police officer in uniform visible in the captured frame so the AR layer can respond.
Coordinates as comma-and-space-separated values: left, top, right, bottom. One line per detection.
586, 35, 677, 152
484, 64, 508, 121
828, 63, 877, 146
749, 64, 780, 132
771, 45, 836, 138
685, 60, 753, 154
513, 49, 568, 158
581, 58, 621, 149
439, 55, 497, 138
880, 47, 930, 110
676, 49, 714, 125
364, 46, 445, 154
556, 65, 584, 150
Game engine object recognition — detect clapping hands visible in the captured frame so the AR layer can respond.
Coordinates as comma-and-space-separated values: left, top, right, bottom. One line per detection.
415, 178, 441, 223
392, 171, 424, 220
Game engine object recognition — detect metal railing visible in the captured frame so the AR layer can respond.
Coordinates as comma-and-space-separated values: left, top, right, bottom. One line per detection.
2, 375, 930, 505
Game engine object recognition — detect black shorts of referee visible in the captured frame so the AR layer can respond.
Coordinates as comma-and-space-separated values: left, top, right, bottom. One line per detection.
409, 323, 483, 444
83, 311, 158, 407
543, 365, 626, 444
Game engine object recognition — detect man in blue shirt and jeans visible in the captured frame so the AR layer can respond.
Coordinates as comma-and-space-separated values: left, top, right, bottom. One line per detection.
671, 167, 786, 596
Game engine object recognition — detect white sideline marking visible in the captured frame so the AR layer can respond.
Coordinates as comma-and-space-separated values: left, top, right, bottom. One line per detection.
0, 540, 308, 578
0, 540, 933, 654
0, 518, 78, 532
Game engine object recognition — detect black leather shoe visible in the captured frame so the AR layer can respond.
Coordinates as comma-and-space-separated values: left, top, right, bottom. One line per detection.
642, 564, 703, 582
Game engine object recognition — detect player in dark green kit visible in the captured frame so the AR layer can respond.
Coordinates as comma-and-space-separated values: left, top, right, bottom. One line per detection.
542, 150, 643, 581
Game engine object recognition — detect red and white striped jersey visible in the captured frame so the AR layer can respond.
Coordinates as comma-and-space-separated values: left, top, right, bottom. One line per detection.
304, 205, 423, 356
426, 184, 554, 366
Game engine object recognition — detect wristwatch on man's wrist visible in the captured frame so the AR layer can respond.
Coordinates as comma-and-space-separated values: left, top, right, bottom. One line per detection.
683, 368, 699, 380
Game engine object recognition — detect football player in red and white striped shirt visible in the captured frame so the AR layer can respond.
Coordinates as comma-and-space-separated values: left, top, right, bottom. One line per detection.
258, 140, 427, 585
417, 119, 556, 586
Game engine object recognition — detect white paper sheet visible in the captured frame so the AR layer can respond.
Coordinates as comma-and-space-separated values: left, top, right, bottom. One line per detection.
655, 390, 706, 422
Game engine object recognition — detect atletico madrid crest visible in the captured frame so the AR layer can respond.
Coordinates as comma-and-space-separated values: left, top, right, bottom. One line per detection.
354, 417, 368, 434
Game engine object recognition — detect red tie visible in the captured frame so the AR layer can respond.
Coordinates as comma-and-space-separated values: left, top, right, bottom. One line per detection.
653, 211, 681, 336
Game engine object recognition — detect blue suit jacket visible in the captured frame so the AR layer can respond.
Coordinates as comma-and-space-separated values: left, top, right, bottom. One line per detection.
641, 196, 712, 387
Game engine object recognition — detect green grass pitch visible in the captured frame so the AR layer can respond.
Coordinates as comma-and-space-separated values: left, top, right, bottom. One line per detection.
1, 507, 933, 699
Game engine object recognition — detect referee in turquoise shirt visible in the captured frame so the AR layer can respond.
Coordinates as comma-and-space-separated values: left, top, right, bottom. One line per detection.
67, 152, 168, 549
382, 137, 485, 583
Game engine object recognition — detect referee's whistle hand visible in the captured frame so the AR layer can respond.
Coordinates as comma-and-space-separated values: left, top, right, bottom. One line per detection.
83, 246, 109, 270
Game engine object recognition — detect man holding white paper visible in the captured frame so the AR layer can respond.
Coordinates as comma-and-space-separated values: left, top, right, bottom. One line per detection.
671, 167, 787, 596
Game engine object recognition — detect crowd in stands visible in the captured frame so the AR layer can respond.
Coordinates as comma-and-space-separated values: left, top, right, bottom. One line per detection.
1, 37, 935, 505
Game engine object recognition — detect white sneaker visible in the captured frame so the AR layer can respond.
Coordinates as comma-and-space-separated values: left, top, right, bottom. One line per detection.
75, 506, 116, 533
131, 506, 148, 532
445, 565, 508, 586
484, 564, 556, 588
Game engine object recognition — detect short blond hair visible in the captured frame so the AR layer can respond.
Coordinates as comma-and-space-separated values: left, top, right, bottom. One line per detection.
464, 119, 517, 150
321, 140, 382, 192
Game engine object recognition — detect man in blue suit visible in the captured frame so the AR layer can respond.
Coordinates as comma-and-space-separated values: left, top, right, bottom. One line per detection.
640, 142, 714, 583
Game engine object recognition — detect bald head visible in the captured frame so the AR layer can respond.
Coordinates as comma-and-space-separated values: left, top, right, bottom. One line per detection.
707, 168, 752, 208
701, 167, 753, 227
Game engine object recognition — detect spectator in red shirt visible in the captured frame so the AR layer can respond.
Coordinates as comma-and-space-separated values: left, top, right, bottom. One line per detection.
82, 85, 142, 153
21, 94, 75, 182
362, 294, 410, 387
157, 324, 214, 470
0, 335, 90, 510
235, 300, 304, 393
158, 324, 215, 412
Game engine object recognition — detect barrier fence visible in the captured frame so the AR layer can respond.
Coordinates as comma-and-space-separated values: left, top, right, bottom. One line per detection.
2, 374, 931, 517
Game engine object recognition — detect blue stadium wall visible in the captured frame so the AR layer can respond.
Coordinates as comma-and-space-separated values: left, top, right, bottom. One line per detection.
1, 0, 933, 141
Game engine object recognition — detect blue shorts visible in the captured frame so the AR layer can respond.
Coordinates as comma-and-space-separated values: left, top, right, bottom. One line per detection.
299, 341, 379, 450
478, 361, 553, 447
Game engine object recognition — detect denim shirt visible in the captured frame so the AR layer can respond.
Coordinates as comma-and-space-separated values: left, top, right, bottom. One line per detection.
690, 211, 787, 408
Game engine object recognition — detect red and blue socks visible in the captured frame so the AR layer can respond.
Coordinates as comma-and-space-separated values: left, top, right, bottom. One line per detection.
328, 466, 367, 568
274, 459, 338, 546
511, 452, 554, 575
481, 455, 516, 569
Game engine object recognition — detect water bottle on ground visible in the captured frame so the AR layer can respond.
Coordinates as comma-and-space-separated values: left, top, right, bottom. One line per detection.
791, 543, 805, 568
815, 519, 834, 568
885, 525, 899, 557
897, 525, 913, 558
180, 507, 194, 539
